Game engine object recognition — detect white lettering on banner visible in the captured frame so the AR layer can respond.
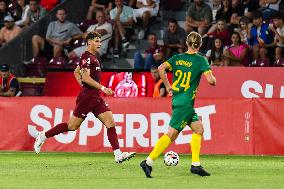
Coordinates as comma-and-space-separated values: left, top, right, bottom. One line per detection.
28, 105, 53, 138
281, 86, 284, 98
241, 80, 263, 98
265, 84, 273, 98
175, 126, 192, 145
150, 113, 170, 146
196, 105, 216, 140
241, 80, 284, 98
175, 105, 216, 145
27, 104, 216, 147
54, 108, 76, 144
79, 113, 102, 145
126, 114, 149, 147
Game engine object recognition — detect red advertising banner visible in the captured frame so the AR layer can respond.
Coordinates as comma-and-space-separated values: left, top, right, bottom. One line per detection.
43, 67, 284, 98
0, 97, 283, 155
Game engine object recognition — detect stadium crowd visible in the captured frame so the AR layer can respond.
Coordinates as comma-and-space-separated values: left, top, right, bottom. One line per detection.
0, 0, 284, 96
1, 0, 283, 66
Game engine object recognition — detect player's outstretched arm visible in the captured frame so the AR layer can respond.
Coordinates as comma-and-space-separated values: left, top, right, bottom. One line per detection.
204, 71, 216, 86
81, 68, 114, 95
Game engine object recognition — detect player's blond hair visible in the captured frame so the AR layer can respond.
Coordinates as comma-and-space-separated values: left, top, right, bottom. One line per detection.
186, 31, 202, 50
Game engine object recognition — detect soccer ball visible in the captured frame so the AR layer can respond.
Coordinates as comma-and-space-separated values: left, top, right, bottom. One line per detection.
164, 151, 179, 166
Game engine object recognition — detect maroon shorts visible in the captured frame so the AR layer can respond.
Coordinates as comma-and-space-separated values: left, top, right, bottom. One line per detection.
73, 97, 110, 119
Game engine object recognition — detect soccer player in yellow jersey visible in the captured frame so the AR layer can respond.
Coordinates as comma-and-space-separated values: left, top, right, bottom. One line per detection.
140, 31, 216, 178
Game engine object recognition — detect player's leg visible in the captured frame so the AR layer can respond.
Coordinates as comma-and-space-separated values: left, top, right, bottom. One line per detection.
140, 127, 179, 178
34, 115, 84, 154
95, 101, 135, 163
140, 105, 188, 178
189, 112, 210, 176
34, 98, 89, 154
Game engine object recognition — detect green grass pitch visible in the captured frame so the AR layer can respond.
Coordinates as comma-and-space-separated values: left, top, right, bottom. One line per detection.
0, 152, 284, 189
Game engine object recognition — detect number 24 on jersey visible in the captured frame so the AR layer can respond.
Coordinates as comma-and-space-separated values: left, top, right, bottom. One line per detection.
172, 70, 191, 92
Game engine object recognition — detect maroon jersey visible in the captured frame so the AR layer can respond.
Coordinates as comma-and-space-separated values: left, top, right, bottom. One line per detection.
73, 51, 110, 119
78, 51, 102, 98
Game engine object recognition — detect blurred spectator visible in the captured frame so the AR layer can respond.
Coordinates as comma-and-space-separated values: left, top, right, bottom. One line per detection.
248, 11, 274, 60
0, 0, 12, 29
206, 0, 221, 22
235, 16, 251, 44
185, 0, 212, 35
13, 0, 30, 27
134, 32, 164, 70
163, 0, 182, 11
0, 64, 21, 97
25, 0, 47, 26
40, 0, 59, 11
151, 66, 167, 97
205, 37, 224, 66
270, 14, 284, 61
68, 10, 112, 59
232, 0, 240, 8
259, 0, 281, 19
110, 0, 134, 58
205, 19, 231, 48
32, 8, 82, 58
133, 0, 159, 39
86, 0, 114, 20
215, 0, 234, 24
163, 18, 186, 58
230, 0, 259, 27
224, 32, 249, 66
0, 15, 21, 46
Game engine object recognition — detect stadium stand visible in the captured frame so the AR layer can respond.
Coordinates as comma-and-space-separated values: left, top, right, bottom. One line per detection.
0, 0, 283, 95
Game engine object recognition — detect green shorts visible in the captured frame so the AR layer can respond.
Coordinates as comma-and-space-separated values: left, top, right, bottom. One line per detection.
169, 105, 199, 132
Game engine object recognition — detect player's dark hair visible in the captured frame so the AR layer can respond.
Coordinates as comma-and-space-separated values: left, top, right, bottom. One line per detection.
86, 31, 101, 44
186, 31, 202, 50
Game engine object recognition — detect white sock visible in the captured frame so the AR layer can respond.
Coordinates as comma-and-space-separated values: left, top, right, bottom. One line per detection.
146, 156, 154, 166
113, 149, 122, 156
192, 162, 201, 166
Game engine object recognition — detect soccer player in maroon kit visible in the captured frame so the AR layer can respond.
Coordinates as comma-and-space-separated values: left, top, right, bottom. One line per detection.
34, 31, 135, 163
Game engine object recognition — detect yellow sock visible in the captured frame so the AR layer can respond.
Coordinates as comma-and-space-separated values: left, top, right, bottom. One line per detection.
149, 134, 171, 161
191, 133, 202, 164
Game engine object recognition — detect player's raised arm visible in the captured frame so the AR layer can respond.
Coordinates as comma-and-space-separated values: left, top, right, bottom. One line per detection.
204, 70, 216, 86
158, 62, 173, 96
